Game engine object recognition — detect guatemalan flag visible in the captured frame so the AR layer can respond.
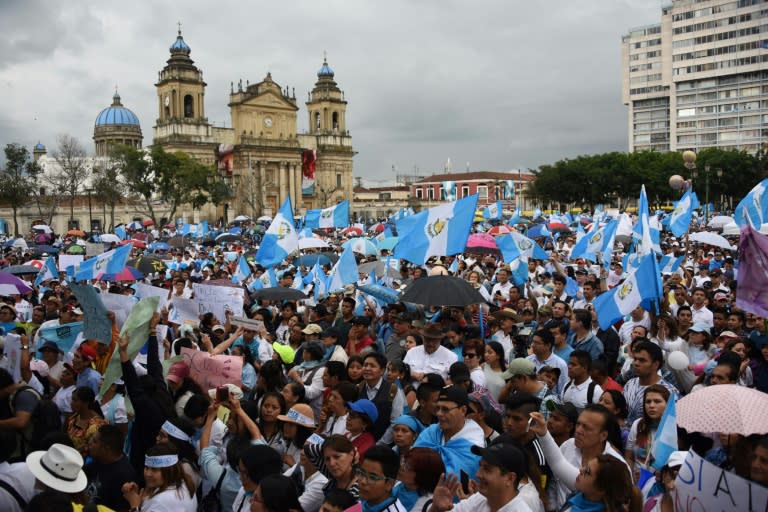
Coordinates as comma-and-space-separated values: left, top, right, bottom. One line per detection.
650, 394, 678, 469
735, 178, 768, 227
394, 195, 478, 265
326, 247, 359, 293
572, 220, 618, 264
254, 198, 299, 268
669, 189, 697, 237
73, 244, 132, 282
503, 180, 515, 200
232, 255, 252, 284
35, 256, 59, 286
483, 201, 503, 220
659, 254, 684, 274
442, 181, 457, 202
593, 252, 662, 329
304, 200, 350, 229
497, 232, 549, 263
633, 185, 656, 257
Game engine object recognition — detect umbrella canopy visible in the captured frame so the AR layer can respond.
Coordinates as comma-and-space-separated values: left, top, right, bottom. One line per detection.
376, 237, 399, 252
30, 245, 60, 255
3, 264, 41, 275
33, 224, 53, 233
128, 256, 167, 275
369, 223, 386, 234
298, 237, 330, 250
357, 260, 400, 279
233, 215, 251, 222
466, 233, 500, 254
216, 233, 241, 244
142, 219, 155, 227
120, 239, 146, 249
64, 244, 85, 254
256, 215, 272, 222
66, 229, 86, 237
0, 272, 33, 294
97, 266, 144, 282
526, 224, 550, 239
126, 221, 143, 230
293, 253, 333, 267
25, 260, 45, 270
689, 231, 734, 251
707, 215, 734, 229
149, 241, 170, 252
100, 234, 121, 244
342, 238, 378, 256
547, 221, 571, 233
488, 225, 514, 236
677, 384, 768, 435
400, 275, 486, 307
722, 222, 740, 236
251, 287, 307, 301
342, 226, 363, 237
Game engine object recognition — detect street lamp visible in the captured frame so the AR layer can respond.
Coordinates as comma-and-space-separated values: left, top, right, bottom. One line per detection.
691, 165, 722, 226
85, 188, 94, 234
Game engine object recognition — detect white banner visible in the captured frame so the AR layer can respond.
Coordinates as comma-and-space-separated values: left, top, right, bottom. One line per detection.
99, 293, 135, 329
192, 283, 245, 323
58, 254, 84, 271
134, 283, 169, 312
168, 296, 199, 325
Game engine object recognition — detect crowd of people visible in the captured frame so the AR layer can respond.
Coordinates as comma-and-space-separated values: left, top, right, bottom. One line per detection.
0, 217, 766, 512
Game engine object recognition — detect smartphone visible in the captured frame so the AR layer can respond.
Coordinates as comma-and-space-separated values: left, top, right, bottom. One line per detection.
460, 469, 470, 495
216, 386, 229, 403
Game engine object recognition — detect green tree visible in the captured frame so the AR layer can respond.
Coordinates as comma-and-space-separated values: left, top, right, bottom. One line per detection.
51, 135, 91, 226
0, 144, 38, 236
92, 158, 127, 232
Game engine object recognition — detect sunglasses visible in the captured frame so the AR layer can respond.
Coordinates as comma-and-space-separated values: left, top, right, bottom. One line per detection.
463, 353, 478, 358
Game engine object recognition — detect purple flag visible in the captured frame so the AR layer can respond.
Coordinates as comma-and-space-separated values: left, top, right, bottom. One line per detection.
736, 226, 768, 318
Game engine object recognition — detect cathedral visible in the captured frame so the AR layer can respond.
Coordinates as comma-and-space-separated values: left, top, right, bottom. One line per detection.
152, 28, 355, 218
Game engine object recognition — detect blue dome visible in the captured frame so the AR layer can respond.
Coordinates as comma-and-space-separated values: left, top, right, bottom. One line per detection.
170, 30, 191, 54
95, 93, 140, 127
34, 142, 45, 151
318, 58, 334, 77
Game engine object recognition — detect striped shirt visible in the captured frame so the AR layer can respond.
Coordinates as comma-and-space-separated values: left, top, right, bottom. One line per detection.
623, 376, 679, 424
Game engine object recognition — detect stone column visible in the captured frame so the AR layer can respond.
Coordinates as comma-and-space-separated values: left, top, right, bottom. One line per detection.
292, 162, 302, 209
286, 161, 295, 207
279, 161, 288, 205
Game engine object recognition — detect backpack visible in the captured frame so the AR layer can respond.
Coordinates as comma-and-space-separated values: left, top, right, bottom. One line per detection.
9, 386, 63, 456
198, 469, 226, 512
562, 380, 598, 405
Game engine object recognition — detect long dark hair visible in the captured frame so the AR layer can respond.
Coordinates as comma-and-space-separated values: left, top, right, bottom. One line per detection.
73, 386, 104, 418
486, 341, 507, 371
258, 360, 287, 398
144, 444, 196, 498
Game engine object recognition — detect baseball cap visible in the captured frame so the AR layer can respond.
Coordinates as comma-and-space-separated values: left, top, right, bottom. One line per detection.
272, 342, 295, 364
211, 325, 226, 333
38, 341, 63, 354
714, 292, 728, 301
688, 323, 711, 334
501, 358, 537, 380
207, 383, 244, 401
438, 385, 468, 407
166, 361, 190, 384
545, 400, 579, 424
77, 345, 98, 362
470, 442, 528, 475
665, 451, 687, 469
302, 323, 323, 335
347, 399, 379, 423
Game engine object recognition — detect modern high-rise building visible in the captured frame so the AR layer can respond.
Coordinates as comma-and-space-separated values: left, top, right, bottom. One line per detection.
621, 0, 768, 154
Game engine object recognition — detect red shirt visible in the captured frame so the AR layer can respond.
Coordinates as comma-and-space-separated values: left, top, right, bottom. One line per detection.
349, 431, 375, 458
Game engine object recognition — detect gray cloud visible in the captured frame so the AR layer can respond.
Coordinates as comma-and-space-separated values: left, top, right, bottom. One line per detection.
0, 0, 660, 179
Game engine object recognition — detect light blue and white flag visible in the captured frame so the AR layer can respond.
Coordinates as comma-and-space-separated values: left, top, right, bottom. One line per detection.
572, 220, 618, 263
327, 247, 359, 292
448, 258, 459, 274
394, 195, 478, 265
659, 254, 684, 274
483, 201, 503, 220
600, 220, 619, 271
115, 226, 127, 241
669, 188, 697, 237
508, 207, 523, 225
503, 180, 515, 200
533, 207, 542, 220
633, 185, 657, 257
198, 220, 209, 239
74, 244, 132, 282
232, 255, 251, 284
650, 394, 678, 470
304, 200, 350, 229
735, 178, 768, 227
254, 197, 299, 268
593, 252, 662, 329
442, 181, 457, 202
311, 262, 328, 301
497, 232, 549, 263
35, 256, 59, 286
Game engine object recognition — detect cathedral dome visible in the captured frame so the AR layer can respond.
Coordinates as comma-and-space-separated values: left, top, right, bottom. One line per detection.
95, 92, 140, 127
170, 29, 191, 55
317, 57, 334, 78
34, 142, 46, 151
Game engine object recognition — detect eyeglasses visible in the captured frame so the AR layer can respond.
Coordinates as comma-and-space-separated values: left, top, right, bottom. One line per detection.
463, 353, 478, 358
354, 467, 390, 483
435, 405, 461, 414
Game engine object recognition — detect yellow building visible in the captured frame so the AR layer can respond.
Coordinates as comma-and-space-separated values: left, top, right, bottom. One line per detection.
153, 29, 355, 220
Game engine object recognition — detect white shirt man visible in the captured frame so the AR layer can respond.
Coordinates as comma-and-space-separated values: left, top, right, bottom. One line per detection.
404, 327, 458, 382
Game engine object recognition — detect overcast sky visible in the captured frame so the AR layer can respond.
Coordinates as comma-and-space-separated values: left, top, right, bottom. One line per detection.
0, 0, 662, 183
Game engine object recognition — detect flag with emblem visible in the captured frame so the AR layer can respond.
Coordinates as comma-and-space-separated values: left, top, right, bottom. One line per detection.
232, 255, 251, 284
669, 189, 697, 237
35, 256, 59, 286
304, 200, 350, 229
394, 194, 478, 265
497, 232, 549, 263
735, 178, 768, 227
503, 180, 515, 200
74, 243, 132, 282
327, 247, 359, 292
483, 201, 503, 220
593, 252, 662, 329
254, 198, 298, 268
442, 181, 457, 201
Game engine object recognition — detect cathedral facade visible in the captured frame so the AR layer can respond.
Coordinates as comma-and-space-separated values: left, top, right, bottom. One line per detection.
152, 29, 355, 219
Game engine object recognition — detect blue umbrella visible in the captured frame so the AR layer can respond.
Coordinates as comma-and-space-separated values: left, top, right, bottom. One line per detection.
149, 241, 170, 252
342, 238, 378, 256
358, 283, 400, 304
526, 223, 550, 239
293, 253, 333, 267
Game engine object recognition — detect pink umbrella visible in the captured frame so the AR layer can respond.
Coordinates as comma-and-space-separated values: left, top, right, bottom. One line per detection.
677, 384, 768, 435
342, 226, 363, 236
488, 225, 514, 236
466, 233, 500, 254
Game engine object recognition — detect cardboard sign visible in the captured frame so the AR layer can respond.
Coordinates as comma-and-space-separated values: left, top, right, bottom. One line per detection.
134, 283, 169, 312
168, 296, 199, 325
70, 284, 112, 344
85, 242, 104, 256
59, 254, 84, 271
229, 316, 264, 332
674, 449, 768, 511
100, 293, 135, 328
193, 283, 245, 323
4, 333, 22, 383
180, 347, 243, 391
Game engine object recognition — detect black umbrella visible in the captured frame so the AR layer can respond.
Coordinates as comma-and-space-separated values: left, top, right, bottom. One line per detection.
127, 256, 168, 275
400, 275, 486, 307
251, 287, 307, 301
3, 264, 40, 275
30, 245, 60, 255
216, 233, 242, 244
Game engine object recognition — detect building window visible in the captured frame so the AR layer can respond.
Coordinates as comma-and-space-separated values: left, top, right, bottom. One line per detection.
332, 112, 339, 132
416, 188, 423, 199
336, 173, 342, 188
378, 193, 391, 200
477, 186, 488, 199
184, 95, 194, 118
427, 188, 434, 200
461, 186, 469, 198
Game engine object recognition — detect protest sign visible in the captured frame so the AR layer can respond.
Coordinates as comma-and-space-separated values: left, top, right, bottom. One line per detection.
4, 333, 22, 383
85, 242, 104, 256
59, 254, 84, 271
134, 283, 169, 312
193, 283, 244, 322
181, 347, 243, 391
674, 449, 768, 511
168, 296, 199, 325
38, 322, 84, 354
229, 316, 264, 331
70, 284, 112, 344
100, 293, 135, 328
99, 297, 159, 395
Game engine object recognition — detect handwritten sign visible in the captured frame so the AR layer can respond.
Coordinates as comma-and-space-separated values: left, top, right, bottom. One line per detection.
193, 283, 245, 323
4, 334, 22, 383
100, 293, 135, 329
133, 283, 169, 312
181, 347, 243, 391
674, 449, 768, 511
230, 316, 264, 331
59, 254, 84, 271
38, 322, 84, 354
168, 296, 199, 325
70, 284, 112, 344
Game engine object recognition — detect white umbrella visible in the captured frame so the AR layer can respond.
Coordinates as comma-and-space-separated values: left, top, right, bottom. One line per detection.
689, 231, 733, 251
298, 237, 330, 250
32, 224, 52, 233
100, 234, 121, 243
257, 215, 272, 222
707, 215, 734, 229
721, 222, 740, 236
233, 215, 251, 222
12, 238, 28, 250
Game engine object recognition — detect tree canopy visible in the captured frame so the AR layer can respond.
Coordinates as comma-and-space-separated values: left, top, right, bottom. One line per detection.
0, 143, 40, 235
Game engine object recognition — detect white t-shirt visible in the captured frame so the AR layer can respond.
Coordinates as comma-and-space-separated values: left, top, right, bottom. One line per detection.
141, 485, 196, 512
562, 378, 602, 410
403, 345, 458, 381
449, 491, 533, 512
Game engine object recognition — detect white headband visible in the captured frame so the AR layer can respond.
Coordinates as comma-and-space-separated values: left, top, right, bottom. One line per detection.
161, 420, 191, 442
145, 454, 179, 468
